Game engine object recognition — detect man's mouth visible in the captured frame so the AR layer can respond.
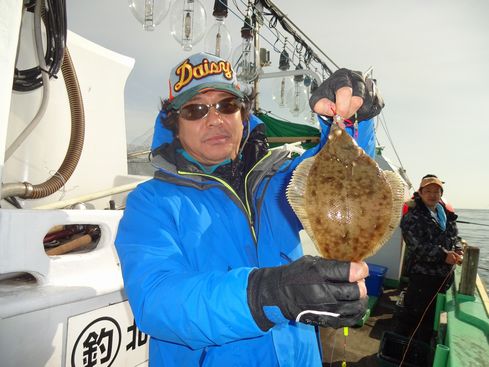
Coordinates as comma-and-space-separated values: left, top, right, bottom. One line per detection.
204, 134, 230, 144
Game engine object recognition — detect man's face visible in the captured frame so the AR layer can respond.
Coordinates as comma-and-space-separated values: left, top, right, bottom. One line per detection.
177, 90, 244, 166
419, 183, 443, 209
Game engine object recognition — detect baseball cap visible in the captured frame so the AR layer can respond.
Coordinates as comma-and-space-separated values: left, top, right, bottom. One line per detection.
422, 174, 445, 183
419, 176, 444, 190
167, 52, 244, 110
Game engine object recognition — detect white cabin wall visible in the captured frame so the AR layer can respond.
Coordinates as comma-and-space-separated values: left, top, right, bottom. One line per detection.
0, 1, 23, 184
4, 29, 135, 209
366, 227, 406, 281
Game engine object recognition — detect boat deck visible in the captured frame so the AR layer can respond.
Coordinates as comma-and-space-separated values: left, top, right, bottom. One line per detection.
321, 288, 402, 366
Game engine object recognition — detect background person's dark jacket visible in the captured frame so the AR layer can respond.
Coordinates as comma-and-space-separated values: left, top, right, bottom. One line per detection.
401, 197, 462, 277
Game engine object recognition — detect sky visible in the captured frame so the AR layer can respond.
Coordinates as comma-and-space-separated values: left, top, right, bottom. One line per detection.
67, 0, 489, 209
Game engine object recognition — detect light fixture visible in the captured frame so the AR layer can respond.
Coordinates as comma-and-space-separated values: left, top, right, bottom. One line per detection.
169, 0, 207, 51
286, 64, 308, 117
272, 76, 294, 108
231, 17, 260, 83
128, 0, 171, 31
204, 0, 232, 58
303, 75, 319, 125
272, 47, 292, 108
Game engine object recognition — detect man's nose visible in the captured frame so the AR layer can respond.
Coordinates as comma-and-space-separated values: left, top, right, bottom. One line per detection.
206, 106, 223, 126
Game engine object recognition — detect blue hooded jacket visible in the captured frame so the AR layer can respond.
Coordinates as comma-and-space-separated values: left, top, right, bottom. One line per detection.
115, 113, 375, 366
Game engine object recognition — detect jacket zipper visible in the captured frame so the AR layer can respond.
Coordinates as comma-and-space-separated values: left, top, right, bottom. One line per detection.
177, 151, 273, 244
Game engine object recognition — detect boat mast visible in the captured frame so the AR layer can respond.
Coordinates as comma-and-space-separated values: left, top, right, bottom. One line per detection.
252, 1, 263, 114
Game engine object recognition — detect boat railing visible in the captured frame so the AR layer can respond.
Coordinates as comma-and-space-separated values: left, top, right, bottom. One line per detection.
32, 178, 149, 210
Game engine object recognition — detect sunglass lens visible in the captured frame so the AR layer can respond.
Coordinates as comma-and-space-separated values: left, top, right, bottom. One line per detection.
217, 100, 242, 114
179, 98, 243, 120
180, 104, 208, 120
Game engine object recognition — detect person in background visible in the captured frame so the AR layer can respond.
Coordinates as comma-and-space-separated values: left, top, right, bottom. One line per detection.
396, 175, 463, 343
115, 52, 384, 366
401, 174, 455, 216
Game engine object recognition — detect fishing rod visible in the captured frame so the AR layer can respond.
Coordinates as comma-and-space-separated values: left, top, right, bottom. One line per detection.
457, 220, 489, 227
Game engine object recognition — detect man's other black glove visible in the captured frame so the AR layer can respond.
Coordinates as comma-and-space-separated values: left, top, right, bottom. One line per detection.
247, 255, 367, 331
309, 68, 385, 122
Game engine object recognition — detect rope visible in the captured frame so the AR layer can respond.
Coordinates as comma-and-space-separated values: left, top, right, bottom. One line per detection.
376, 111, 406, 171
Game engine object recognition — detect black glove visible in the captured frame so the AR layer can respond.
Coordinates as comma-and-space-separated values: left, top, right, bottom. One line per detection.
309, 68, 385, 122
247, 255, 367, 331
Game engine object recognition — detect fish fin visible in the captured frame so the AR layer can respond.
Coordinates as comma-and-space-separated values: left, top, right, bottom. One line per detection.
385, 170, 406, 230
369, 170, 405, 257
286, 157, 318, 245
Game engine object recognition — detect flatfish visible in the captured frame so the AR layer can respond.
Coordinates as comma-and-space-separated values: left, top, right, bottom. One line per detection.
287, 122, 404, 261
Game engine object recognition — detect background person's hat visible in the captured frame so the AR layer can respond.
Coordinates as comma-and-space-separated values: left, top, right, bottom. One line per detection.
421, 173, 445, 183
167, 52, 244, 110
419, 176, 444, 190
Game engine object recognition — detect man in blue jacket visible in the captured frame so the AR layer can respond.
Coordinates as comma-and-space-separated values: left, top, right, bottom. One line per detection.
115, 52, 384, 366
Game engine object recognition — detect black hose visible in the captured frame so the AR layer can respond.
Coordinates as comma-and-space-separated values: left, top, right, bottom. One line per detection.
13, 0, 67, 91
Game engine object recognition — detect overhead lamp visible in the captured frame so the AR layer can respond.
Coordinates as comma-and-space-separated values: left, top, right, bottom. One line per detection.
231, 17, 260, 83
169, 0, 207, 51
204, 0, 232, 58
272, 48, 292, 108
272, 76, 294, 108
303, 75, 319, 125
286, 64, 308, 117
128, 0, 171, 31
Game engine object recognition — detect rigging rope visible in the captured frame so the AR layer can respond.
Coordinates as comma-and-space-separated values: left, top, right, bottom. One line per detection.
219, 0, 336, 77
376, 110, 407, 172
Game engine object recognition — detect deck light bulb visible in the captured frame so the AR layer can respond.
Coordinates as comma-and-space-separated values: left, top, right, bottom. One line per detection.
303, 78, 318, 125
128, 0, 170, 31
285, 64, 307, 117
272, 76, 293, 108
286, 80, 307, 117
169, 0, 207, 51
204, 16, 232, 58
231, 17, 260, 83
231, 37, 260, 83
304, 111, 318, 126
272, 48, 292, 108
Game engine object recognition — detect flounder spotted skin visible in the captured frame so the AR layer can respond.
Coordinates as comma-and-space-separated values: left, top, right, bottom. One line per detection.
287, 124, 404, 261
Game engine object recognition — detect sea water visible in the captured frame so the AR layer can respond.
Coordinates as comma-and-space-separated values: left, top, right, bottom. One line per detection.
457, 208, 489, 291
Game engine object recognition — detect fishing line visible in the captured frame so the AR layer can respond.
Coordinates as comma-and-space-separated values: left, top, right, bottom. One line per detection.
230, 0, 247, 17
329, 328, 337, 366
342, 326, 348, 367
457, 220, 489, 227
399, 266, 455, 367
327, 327, 348, 367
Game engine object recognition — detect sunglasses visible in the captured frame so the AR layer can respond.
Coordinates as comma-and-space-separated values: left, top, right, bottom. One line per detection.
177, 97, 244, 121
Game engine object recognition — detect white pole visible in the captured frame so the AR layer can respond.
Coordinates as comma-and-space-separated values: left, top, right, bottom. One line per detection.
33, 180, 149, 209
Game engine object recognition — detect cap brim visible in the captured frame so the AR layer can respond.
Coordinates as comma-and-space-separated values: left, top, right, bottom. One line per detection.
419, 178, 444, 189
168, 82, 245, 110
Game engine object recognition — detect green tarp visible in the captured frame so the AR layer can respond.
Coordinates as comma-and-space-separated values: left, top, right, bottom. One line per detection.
256, 113, 320, 149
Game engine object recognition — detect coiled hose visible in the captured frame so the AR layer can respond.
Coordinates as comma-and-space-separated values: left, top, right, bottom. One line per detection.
1, 47, 85, 200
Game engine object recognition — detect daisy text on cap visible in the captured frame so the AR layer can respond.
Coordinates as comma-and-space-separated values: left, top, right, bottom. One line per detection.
173, 58, 233, 93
